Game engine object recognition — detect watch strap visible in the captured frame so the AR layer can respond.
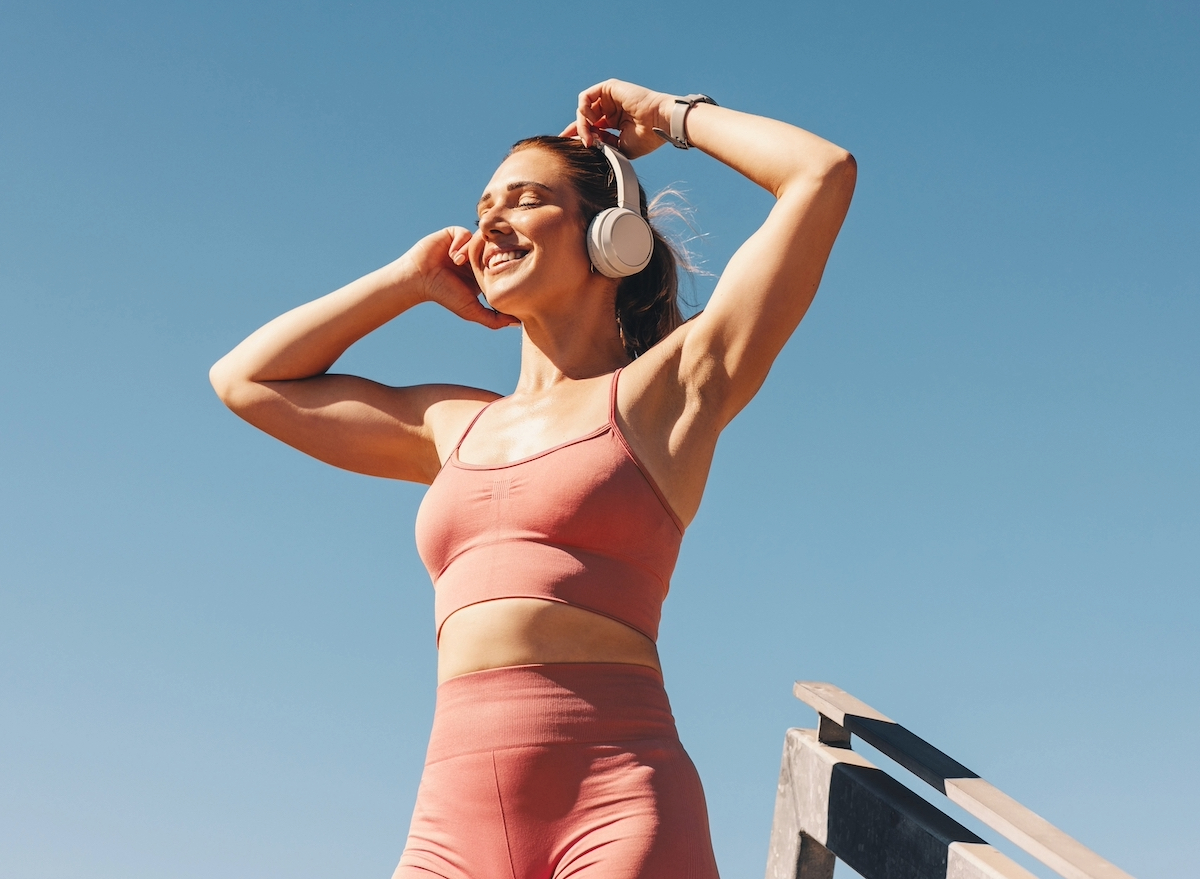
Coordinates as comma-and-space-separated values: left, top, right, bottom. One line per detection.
653, 94, 718, 149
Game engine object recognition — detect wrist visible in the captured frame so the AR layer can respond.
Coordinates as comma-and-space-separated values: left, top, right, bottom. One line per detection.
653, 93, 719, 150
655, 92, 677, 134
376, 254, 428, 308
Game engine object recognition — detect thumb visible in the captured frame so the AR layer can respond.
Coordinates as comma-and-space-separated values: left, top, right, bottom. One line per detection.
450, 294, 521, 330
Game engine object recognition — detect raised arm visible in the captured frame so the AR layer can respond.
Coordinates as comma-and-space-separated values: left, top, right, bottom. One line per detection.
209, 228, 518, 483
560, 81, 854, 525
569, 81, 856, 427
677, 102, 855, 421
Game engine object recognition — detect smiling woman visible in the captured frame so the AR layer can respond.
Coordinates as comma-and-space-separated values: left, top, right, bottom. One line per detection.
209, 79, 855, 879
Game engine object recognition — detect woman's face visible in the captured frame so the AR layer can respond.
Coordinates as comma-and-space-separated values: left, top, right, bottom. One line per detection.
467, 148, 595, 315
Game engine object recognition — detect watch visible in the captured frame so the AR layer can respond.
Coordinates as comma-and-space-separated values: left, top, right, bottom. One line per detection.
653, 94, 718, 150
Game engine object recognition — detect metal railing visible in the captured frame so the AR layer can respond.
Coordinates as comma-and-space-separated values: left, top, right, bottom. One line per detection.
766, 682, 1135, 879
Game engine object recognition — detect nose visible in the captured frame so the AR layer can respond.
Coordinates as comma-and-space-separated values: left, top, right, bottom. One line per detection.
477, 203, 513, 238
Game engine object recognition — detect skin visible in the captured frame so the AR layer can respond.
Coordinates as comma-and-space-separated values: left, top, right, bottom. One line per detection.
210, 79, 857, 685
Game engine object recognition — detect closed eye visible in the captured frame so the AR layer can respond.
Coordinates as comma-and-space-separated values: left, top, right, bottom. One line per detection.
475, 200, 541, 225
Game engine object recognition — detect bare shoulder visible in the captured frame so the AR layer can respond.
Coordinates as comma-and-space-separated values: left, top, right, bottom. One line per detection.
421, 385, 503, 466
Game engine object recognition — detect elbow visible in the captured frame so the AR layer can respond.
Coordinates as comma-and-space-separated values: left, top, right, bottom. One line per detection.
777, 148, 857, 201
810, 149, 857, 210
209, 356, 248, 410
826, 149, 857, 192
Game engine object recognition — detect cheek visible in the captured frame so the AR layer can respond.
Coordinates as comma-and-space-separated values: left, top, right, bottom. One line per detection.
540, 219, 589, 264
467, 232, 487, 279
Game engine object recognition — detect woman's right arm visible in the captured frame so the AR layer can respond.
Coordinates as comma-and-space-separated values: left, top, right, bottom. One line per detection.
209, 227, 517, 484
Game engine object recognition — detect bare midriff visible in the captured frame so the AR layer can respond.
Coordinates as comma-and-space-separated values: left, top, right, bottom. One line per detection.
436, 597, 662, 684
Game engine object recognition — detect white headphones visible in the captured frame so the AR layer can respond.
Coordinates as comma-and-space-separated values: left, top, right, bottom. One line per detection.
586, 144, 654, 278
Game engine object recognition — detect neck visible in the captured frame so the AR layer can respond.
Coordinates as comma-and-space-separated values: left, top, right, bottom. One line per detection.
514, 300, 630, 394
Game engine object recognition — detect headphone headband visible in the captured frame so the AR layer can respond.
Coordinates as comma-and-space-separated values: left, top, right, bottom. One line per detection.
598, 143, 640, 214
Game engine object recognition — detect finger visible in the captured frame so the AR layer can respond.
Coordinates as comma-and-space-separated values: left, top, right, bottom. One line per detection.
485, 310, 523, 330
590, 93, 622, 129
577, 81, 609, 119
449, 244, 467, 267
448, 226, 472, 249
560, 121, 578, 138
575, 106, 591, 147
459, 297, 520, 330
576, 86, 607, 146
447, 227, 474, 264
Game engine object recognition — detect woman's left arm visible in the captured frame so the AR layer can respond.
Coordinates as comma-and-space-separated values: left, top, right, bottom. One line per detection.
572, 81, 857, 426
674, 101, 856, 423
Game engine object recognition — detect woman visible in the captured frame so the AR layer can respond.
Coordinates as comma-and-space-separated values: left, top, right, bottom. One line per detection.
210, 79, 855, 879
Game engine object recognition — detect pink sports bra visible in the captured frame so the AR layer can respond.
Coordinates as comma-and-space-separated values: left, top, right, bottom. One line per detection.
414, 368, 684, 645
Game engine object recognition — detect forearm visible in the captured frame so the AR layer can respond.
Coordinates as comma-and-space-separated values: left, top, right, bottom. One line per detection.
676, 101, 854, 199
210, 255, 423, 396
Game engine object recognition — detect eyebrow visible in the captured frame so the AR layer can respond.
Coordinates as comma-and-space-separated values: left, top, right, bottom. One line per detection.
477, 180, 554, 211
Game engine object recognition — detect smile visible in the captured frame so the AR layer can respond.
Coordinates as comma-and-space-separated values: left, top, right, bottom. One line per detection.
486, 249, 530, 271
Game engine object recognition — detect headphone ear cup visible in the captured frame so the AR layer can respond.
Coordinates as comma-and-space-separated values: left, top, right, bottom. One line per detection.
587, 208, 654, 278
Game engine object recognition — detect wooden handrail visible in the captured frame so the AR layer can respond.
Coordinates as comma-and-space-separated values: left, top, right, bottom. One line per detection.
766, 728, 1035, 879
792, 682, 1134, 879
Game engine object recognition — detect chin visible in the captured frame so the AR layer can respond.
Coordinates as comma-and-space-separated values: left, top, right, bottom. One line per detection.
480, 277, 518, 307
481, 272, 540, 308
482, 263, 595, 318
480, 283, 531, 319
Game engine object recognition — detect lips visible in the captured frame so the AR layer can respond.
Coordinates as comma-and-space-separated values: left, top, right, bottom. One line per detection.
485, 248, 530, 272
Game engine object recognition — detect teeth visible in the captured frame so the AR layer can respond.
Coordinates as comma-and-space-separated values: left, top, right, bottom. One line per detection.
488, 250, 528, 269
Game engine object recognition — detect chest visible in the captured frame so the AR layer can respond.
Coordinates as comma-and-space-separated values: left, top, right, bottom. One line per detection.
414, 430, 681, 575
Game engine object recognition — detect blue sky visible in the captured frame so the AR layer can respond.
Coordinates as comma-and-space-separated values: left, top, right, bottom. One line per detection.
1, 2, 1196, 877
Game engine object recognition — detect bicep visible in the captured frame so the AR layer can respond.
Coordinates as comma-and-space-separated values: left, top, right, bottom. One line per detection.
681, 158, 856, 423
217, 374, 494, 483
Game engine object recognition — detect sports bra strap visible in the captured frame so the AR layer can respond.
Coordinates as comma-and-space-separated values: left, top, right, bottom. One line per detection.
609, 367, 623, 427
458, 371, 622, 456
451, 398, 499, 454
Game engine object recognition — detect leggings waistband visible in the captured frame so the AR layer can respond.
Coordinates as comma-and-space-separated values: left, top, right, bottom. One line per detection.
426, 663, 678, 763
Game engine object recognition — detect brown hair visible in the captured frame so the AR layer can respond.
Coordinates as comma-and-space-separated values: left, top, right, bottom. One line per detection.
509, 135, 684, 360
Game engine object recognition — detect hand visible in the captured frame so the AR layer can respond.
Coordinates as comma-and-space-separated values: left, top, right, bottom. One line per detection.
406, 227, 519, 330
560, 79, 674, 158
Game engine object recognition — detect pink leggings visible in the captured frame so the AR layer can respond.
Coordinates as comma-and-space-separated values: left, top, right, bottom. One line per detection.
394, 663, 720, 879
